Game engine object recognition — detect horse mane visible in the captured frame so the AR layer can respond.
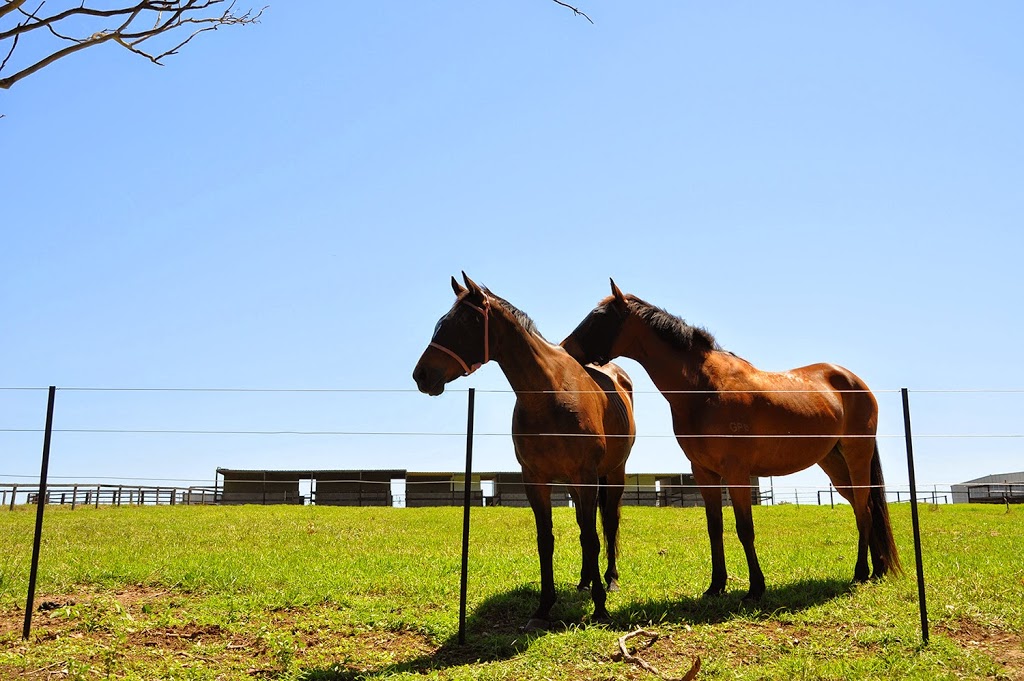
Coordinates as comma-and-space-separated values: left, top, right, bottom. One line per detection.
623, 295, 721, 354
481, 288, 548, 342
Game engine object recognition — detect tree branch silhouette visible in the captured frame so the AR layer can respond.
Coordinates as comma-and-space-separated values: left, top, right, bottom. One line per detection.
1, 0, 592, 93
0, 0, 264, 90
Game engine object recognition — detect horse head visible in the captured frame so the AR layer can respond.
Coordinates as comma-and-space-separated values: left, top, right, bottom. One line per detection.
412, 272, 492, 396
562, 278, 631, 366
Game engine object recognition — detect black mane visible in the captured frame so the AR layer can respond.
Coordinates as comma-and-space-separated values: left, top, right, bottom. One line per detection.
624, 295, 720, 354
485, 288, 548, 341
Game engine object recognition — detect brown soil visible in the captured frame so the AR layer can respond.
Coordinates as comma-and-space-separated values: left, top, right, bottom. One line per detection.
937, 618, 1024, 680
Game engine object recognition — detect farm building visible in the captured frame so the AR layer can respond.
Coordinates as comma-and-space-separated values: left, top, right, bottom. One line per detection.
405, 472, 484, 507
314, 469, 402, 506
216, 469, 402, 506
217, 469, 307, 505
951, 471, 1024, 504
215, 468, 761, 508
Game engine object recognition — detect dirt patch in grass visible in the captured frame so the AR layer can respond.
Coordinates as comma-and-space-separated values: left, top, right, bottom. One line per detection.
0, 585, 439, 680
937, 618, 1024, 680
128, 622, 235, 650
0, 608, 23, 639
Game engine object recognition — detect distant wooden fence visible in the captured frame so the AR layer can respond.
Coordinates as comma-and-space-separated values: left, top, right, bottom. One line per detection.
967, 483, 1024, 504
1, 484, 219, 509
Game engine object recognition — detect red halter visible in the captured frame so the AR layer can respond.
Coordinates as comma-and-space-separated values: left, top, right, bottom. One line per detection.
428, 297, 490, 376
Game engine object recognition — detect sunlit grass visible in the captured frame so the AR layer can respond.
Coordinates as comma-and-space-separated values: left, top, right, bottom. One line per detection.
1, 503, 1021, 679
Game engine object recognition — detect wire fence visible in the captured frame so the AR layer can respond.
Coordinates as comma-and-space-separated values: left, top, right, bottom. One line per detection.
2, 384, 1022, 509
5, 384, 1023, 643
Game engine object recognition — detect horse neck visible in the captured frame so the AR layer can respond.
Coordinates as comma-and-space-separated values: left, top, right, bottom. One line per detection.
487, 308, 563, 395
625, 324, 712, 398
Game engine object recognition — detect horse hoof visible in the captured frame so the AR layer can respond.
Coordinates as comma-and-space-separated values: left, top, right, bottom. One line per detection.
702, 587, 726, 598
521, 618, 550, 633
590, 610, 612, 625
742, 588, 765, 602
576, 583, 591, 593
606, 580, 620, 593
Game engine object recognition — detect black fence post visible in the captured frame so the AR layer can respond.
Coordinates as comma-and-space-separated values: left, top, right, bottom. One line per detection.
901, 387, 929, 644
23, 385, 56, 641
458, 388, 476, 645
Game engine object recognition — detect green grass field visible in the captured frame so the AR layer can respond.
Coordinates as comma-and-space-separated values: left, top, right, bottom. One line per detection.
1, 503, 1021, 680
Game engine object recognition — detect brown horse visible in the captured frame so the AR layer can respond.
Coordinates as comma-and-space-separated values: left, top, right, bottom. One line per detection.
562, 280, 901, 601
413, 274, 636, 630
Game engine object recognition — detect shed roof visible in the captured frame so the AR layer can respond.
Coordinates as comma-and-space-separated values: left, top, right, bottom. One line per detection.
955, 471, 1024, 486
216, 468, 407, 478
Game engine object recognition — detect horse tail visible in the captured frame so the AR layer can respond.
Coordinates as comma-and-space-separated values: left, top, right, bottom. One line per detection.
597, 476, 620, 558
869, 440, 903, 576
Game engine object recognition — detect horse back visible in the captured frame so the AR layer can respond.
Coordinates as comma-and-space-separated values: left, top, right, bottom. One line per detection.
585, 361, 634, 406
687, 355, 878, 438
749, 360, 879, 437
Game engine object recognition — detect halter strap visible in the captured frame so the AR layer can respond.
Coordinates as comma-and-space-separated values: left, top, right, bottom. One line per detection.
428, 297, 490, 376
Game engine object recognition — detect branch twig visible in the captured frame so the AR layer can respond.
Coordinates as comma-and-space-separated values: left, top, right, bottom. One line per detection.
615, 628, 701, 681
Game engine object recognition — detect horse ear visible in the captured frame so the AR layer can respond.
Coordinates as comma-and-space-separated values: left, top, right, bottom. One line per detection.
462, 272, 483, 296
609, 278, 627, 306
451, 276, 467, 296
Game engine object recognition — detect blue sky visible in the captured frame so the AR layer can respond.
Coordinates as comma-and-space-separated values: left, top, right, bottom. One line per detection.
2, 1, 1022, 500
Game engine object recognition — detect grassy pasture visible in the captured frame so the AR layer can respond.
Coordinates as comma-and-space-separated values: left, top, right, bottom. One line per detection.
0, 503, 1022, 680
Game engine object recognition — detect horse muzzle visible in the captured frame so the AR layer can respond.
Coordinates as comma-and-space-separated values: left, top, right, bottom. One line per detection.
412, 365, 447, 396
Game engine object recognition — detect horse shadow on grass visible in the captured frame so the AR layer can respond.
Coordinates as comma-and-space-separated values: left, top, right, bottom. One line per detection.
297, 584, 590, 680
610, 576, 856, 627
297, 577, 853, 680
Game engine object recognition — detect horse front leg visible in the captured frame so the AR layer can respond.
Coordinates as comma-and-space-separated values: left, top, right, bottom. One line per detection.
525, 477, 556, 631
571, 482, 609, 623
693, 464, 728, 597
727, 477, 765, 600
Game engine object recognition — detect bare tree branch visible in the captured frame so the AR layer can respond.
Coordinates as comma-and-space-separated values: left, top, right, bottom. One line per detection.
613, 629, 701, 681
2, 0, 585, 93
551, 0, 593, 24
0, 0, 264, 90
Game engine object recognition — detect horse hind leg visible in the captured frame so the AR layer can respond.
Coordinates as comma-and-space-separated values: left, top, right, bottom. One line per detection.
867, 441, 902, 578
823, 443, 872, 583
574, 477, 595, 592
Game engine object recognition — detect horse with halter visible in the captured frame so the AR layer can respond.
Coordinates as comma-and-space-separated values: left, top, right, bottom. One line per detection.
412, 274, 636, 630
562, 280, 901, 600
